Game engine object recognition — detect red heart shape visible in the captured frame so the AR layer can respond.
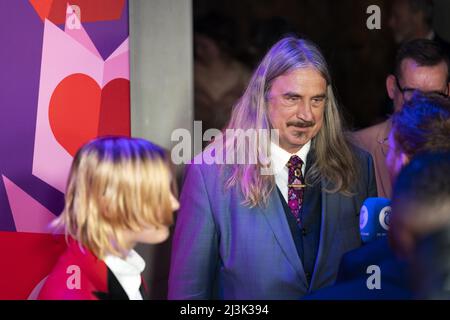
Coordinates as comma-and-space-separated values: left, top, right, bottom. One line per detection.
0, 231, 66, 299
49, 73, 130, 156
30, 0, 126, 24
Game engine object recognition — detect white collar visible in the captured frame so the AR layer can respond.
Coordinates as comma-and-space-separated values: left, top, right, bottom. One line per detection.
104, 249, 146, 300
270, 140, 311, 174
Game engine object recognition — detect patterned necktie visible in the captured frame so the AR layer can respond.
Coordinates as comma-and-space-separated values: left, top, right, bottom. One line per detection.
287, 155, 305, 225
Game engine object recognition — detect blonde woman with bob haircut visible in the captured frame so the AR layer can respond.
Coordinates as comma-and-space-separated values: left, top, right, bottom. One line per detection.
38, 137, 179, 300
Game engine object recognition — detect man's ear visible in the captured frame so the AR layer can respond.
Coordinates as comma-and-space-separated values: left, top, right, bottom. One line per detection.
401, 152, 409, 167
386, 74, 396, 100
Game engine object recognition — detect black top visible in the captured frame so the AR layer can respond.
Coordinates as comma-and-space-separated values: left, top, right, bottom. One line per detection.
94, 268, 148, 300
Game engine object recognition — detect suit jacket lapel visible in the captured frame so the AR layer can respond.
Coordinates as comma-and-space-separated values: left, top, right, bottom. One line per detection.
261, 188, 308, 289
309, 178, 340, 291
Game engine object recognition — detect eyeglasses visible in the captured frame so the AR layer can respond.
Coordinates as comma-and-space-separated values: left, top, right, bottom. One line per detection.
395, 76, 449, 101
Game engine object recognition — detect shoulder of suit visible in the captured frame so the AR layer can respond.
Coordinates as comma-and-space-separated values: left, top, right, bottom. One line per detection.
348, 141, 372, 163
351, 120, 390, 151
186, 149, 233, 177
353, 120, 388, 140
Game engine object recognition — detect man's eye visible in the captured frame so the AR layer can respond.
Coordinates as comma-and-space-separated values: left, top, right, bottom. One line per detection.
312, 97, 325, 104
282, 96, 299, 106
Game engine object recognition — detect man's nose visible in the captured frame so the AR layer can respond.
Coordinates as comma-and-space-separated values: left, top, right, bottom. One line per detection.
296, 101, 313, 122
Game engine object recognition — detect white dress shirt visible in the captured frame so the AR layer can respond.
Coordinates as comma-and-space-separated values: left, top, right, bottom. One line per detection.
104, 249, 146, 300
270, 141, 311, 203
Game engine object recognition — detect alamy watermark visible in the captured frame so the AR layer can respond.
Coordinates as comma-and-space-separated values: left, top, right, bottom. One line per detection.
366, 264, 381, 290
171, 121, 280, 175
366, 5, 381, 30
66, 265, 81, 290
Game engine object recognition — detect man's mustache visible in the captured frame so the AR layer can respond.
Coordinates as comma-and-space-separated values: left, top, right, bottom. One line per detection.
286, 120, 315, 128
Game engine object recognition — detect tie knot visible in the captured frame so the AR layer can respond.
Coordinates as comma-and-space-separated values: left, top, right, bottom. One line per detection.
287, 155, 303, 168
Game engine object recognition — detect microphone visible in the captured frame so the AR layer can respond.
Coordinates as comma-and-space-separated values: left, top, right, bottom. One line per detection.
359, 197, 391, 244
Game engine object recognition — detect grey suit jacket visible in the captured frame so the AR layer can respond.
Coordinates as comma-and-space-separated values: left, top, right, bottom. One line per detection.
168, 147, 377, 300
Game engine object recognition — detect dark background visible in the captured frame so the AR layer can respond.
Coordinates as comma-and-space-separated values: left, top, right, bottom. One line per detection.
194, 0, 399, 130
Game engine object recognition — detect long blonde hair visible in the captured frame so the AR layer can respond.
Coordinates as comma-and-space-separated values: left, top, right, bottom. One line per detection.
53, 137, 174, 259
223, 37, 359, 207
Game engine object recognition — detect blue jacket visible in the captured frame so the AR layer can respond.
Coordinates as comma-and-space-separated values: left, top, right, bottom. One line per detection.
169, 147, 377, 299
303, 238, 413, 300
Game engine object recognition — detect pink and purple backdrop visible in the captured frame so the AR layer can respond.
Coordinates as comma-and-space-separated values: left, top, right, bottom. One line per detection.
0, 0, 130, 299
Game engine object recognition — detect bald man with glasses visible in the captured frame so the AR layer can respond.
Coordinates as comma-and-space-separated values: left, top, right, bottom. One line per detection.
353, 39, 450, 198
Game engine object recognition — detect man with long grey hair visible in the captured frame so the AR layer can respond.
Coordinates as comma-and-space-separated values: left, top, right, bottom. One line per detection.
169, 37, 377, 299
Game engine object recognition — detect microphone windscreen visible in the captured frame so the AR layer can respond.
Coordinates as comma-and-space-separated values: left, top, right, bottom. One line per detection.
359, 197, 391, 244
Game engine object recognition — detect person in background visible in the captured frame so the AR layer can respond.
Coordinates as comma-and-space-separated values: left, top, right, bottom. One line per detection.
385, 93, 450, 183
388, 0, 450, 57
194, 13, 251, 136
38, 137, 179, 300
353, 39, 449, 198
305, 93, 450, 299
169, 36, 377, 300
389, 152, 450, 299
